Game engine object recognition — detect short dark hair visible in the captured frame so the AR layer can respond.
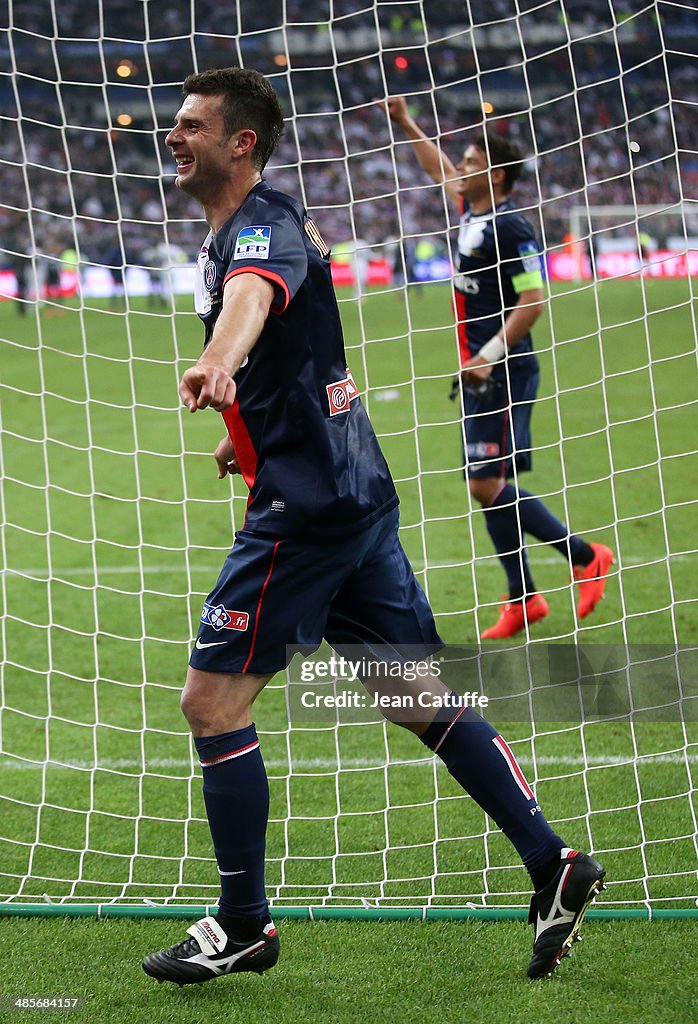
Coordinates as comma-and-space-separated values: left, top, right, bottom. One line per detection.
471, 133, 525, 193
182, 67, 284, 170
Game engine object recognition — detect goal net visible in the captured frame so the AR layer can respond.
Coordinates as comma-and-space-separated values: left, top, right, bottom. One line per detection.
1, 0, 696, 916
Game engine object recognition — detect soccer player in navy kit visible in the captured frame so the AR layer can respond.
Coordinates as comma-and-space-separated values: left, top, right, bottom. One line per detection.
142, 69, 606, 986
383, 97, 614, 639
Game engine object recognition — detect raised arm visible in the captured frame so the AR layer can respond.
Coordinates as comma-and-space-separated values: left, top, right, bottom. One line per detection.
378, 95, 462, 209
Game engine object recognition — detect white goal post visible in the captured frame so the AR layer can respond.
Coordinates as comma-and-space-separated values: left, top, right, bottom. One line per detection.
566, 203, 697, 281
0, 0, 697, 920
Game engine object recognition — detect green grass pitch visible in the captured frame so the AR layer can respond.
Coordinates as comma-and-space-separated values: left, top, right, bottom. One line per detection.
0, 278, 696, 1017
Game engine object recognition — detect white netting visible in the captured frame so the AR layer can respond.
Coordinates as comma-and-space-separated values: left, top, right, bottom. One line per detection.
0, 0, 696, 911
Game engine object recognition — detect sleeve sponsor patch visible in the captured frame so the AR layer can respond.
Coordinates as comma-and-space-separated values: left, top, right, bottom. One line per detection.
327, 369, 359, 416
234, 225, 272, 260
517, 239, 542, 273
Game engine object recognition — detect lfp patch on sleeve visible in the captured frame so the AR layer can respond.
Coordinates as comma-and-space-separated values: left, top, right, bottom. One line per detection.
234, 225, 272, 260
517, 240, 542, 273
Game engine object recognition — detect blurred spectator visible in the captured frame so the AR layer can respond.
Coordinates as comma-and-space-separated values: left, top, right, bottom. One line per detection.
1, 0, 695, 281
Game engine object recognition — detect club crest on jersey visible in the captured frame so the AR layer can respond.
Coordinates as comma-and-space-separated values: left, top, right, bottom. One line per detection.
201, 602, 250, 632
327, 369, 358, 416
203, 259, 217, 291
517, 240, 542, 273
234, 225, 271, 260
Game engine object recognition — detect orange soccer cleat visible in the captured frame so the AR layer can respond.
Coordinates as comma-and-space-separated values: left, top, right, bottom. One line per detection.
480, 593, 549, 640
573, 543, 615, 619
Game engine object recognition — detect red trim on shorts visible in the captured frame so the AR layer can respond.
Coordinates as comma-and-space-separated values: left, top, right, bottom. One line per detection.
242, 540, 281, 673
223, 267, 290, 314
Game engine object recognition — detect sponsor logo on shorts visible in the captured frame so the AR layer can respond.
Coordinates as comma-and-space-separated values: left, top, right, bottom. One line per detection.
327, 369, 358, 416
201, 602, 250, 632
234, 225, 271, 260
467, 442, 500, 458
195, 638, 229, 651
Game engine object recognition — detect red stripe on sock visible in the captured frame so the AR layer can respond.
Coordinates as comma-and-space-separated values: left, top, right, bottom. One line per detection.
492, 735, 536, 801
200, 740, 260, 768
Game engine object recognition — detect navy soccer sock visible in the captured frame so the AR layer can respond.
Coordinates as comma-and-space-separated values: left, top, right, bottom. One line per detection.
420, 704, 564, 883
482, 483, 535, 600
194, 725, 270, 932
517, 487, 593, 566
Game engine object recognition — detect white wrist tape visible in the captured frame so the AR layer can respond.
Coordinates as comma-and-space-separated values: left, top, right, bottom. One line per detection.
478, 336, 507, 363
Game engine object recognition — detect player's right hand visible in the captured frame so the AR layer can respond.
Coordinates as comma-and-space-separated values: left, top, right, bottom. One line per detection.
214, 434, 241, 478
376, 95, 410, 125
179, 363, 237, 413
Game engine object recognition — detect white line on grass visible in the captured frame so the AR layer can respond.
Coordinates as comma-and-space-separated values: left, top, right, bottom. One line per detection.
0, 754, 696, 771
0, 553, 692, 579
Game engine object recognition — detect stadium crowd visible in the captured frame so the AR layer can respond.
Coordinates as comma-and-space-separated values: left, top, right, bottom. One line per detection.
1, 0, 695, 283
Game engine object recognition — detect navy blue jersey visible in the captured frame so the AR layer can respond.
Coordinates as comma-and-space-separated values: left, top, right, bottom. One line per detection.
194, 180, 397, 537
454, 197, 543, 379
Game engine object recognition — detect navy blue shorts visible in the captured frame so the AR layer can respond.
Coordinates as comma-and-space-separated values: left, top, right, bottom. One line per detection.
189, 508, 443, 675
461, 371, 539, 480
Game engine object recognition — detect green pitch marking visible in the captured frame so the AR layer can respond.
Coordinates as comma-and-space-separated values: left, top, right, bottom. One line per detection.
0, 280, 696, 912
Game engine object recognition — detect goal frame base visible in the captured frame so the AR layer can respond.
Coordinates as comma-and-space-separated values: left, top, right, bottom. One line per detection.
0, 904, 695, 921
